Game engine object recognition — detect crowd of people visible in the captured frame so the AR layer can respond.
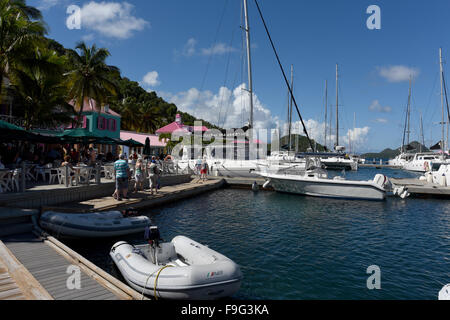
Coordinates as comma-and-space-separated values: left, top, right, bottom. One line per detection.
112, 154, 163, 201
0, 142, 173, 188
0, 142, 116, 170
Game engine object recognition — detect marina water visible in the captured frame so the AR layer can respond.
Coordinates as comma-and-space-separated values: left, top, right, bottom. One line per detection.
67, 168, 450, 299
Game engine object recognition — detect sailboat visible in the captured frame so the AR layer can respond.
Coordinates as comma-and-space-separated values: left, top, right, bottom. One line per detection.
204, 0, 262, 178
388, 77, 415, 167
403, 48, 449, 172
318, 64, 358, 171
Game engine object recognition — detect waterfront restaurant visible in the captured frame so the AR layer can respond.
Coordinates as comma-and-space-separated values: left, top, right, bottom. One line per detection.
67, 98, 122, 156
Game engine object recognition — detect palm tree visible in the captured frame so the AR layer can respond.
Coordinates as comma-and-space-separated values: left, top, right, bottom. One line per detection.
65, 42, 120, 119
117, 97, 142, 131
0, 0, 46, 101
9, 47, 75, 129
139, 103, 163, 133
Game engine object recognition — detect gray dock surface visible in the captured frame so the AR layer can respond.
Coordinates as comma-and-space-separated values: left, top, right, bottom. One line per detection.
2, 233, 118, 300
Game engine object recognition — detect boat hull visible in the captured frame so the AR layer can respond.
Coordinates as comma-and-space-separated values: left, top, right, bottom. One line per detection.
40, 211, 151, 238
267, 176, 386, 200
110, 236, 242, 300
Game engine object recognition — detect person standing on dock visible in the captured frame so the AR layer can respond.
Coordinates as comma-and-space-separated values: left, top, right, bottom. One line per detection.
113, 153, 130, 201
200, 156, 208, 182
134, 158, 145, 193
148, 156, 160, 195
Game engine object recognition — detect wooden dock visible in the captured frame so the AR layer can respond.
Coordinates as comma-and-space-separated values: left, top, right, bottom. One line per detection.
0, 176, 229, 300
391, 178, 450, 198
0, 233, 146, 300
0, 240, 52, 300
359, 164, 402, 169
49, 178, 225, 212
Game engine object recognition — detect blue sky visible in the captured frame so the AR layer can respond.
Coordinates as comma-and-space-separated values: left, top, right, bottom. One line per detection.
29, 0, 450, 153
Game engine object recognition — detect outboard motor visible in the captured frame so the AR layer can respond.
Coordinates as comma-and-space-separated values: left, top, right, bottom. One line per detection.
145, 225, 162, 247
145, 226, 164, 264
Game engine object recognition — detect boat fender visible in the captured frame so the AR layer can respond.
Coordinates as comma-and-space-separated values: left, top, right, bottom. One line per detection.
262, 180, 271, 189
440, 173, 447, 187
252, 181, 259, 191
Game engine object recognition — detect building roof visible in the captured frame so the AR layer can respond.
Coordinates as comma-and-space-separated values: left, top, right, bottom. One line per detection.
155, 122, 209, 134
69, 98, 121, 118
120, 131, 167, 147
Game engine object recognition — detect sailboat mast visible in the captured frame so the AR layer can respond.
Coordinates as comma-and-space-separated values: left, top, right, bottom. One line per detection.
420, 113, 424, 153
243, 0, 254, 130
324, 80, 328, 149
407, 76, 411, 146
440, 47, 445, 151
288, 65, 294, 152
336, 63, 339, 147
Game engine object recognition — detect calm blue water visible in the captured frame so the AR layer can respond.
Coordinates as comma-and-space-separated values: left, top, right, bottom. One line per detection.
67, 168, 450, 300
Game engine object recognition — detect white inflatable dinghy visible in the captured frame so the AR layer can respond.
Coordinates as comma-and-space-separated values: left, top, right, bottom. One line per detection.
110, 227, 242, 300
439, 284, 450, 300
40, 211, 150, 238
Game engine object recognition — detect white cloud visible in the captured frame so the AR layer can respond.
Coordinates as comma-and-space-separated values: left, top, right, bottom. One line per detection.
175, 39, 238, 59
290, 119, 370, 151
373, 118, 388, 123
201, 43, 237, 56
160, 83, 280, 139
160, 83, 371, 148
142, 71, 161, 87
183, 38, 197, 57
37, 0, 62, 10
79, 1, 149, 39
368, 99, 392, 113
378, 65, 420, 83
81, 33, 95, 42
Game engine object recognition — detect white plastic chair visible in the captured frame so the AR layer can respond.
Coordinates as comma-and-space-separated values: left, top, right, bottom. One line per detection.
48, 168, 59, 184
58, 167, 77, 186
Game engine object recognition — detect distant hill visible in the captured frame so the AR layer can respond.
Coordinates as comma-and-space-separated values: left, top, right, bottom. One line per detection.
361, 141, 429, 159
267, 134, 327, 153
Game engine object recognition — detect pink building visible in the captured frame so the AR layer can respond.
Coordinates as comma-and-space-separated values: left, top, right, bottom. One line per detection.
156, 114, 208, 134
120, 131, 168, 156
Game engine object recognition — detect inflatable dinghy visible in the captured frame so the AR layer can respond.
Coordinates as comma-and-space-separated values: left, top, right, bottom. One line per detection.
40, 211, 150, 238
110, 226, 242, 300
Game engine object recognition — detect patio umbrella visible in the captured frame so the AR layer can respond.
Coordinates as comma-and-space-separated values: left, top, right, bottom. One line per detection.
58, 128, 104, 144
143, 137, 151, 156
121, 139, 144, 147
0, 119, 25, 132
95, 136, 124, 145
